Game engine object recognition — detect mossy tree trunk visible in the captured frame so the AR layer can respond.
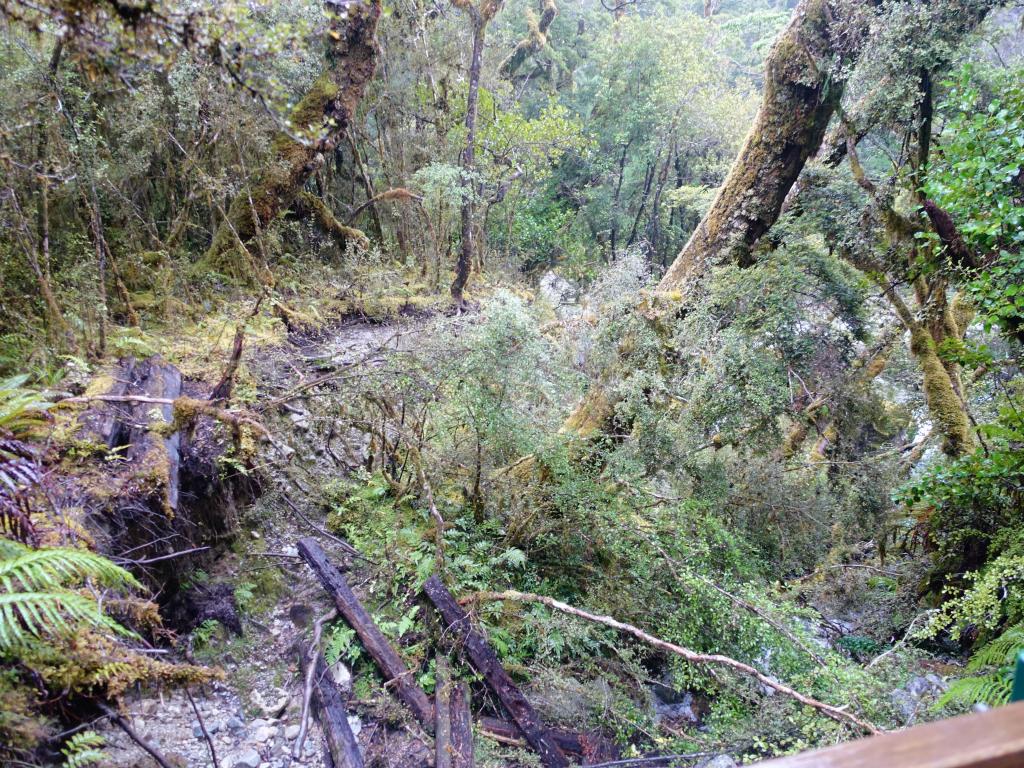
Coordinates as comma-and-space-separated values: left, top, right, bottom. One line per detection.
560, 0, 866, 441
657, 0, 855, 294
203, 0, 381, 277
499, 0, 556, 80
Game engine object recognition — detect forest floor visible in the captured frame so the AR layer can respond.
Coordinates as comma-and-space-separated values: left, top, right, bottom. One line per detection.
93, 310, 525, 768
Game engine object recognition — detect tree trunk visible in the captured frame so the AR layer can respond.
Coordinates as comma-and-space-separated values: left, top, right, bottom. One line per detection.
657, 0, 854, 294
452, 12, 488, 305
203, 0, 381, 277
499, 0, 557, 79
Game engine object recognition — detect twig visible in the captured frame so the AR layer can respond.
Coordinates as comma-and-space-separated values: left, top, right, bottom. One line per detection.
867, 609, 938, 669
112, 546, 210, 566
280, 493, 376, 564
584, 754, 714, 768
465, 590, 883, 735
99, 703, 175, 768
185, 687, 219, 768
295, 608, 339, 758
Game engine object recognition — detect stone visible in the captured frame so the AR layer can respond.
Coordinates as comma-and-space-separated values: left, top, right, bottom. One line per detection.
284, 724, 300, 740
254, 725, 277, 743
330, 660, 352, 692
226, 748, 262, 768
539, 270, 579, 307
226, 716, 245, 733
347, 715, 362, 737
700, 756, 737, 768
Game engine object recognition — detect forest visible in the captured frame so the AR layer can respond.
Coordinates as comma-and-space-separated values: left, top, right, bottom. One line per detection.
1, 0, 1023, 766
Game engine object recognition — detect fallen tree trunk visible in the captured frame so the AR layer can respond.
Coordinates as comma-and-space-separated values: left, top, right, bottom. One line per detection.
435, 654, 453, 768
298, 538, 435, 728
478, 717, 619, 764
465, 590, 882, 736
450, 682, 474, 768
299, 650, 365, 768
422, 576, 569, 768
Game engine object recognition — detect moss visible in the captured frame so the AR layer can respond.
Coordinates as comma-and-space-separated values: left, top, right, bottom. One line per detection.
910, 326, 974, 457
560, 385, 612, 438
82, 374, 115, 398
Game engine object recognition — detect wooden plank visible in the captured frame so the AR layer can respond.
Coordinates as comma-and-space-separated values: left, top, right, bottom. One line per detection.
298, 538, 435, 729
422, 576, 569, 768
450, 682, 474, 768
755, 701, 1024, 768
300, 650, 365, 768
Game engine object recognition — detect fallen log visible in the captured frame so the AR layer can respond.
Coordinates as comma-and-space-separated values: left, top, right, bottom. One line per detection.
298, 538, 435, 729
435, 654, 453, 768
478, 717, 619, 764
422, 575, 568, 768
298, 649, 364, 768
450, 682, 474, 768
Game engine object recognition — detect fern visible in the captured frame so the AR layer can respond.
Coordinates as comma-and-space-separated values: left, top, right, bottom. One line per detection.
0, 543, 141, 652
61, 730, 106, 767
967, 622, 1024, 671
0, 592, 134, 649
940, 671, 1013, 708
0, 542, 141, 594
939, 621, 1024, 709
0, 376, 51, 438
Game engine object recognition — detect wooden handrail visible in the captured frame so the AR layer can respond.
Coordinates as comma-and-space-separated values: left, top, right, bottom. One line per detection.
757, 702, 1024, 768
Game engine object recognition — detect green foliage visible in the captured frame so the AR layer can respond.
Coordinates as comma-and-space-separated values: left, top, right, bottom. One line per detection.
324, 623, 360, 666
0, 541, 140, 651
925, 64, 1024, 336
61, 730, 106, 768
897, 402, 1024, 581
192, 618, 222, 649
939, 622, 1024, 709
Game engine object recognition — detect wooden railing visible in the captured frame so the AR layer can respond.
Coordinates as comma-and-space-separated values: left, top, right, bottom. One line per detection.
757, 701, 1024, 768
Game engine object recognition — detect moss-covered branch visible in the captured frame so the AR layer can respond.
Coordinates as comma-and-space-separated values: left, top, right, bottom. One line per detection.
202, 0, 381, 275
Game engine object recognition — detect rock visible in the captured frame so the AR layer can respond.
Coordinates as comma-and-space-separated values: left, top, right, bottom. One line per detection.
348, 715, 362, 737
193, 724, 205, 739
225, 748, 262, 768
330, 660, 353, 693
284, 724, 300, 740
226, 716, 245, 733
700, 756, 737, 768
252, 688, 290, 718
539, 270, 579, 307
166, 752, 190, 768
254, 725, 277, 743
288, 603, 313, 627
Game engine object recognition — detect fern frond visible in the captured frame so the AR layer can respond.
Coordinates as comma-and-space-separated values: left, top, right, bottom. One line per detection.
62, 730, 106, 767
0, 591, 135, 650
939, 671, 1013, 708
968, 622, 1024, 671
0, 547, 141, 594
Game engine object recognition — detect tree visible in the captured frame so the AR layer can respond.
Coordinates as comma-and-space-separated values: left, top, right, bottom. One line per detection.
203, 0, 382, 278
451, 0, 503, 305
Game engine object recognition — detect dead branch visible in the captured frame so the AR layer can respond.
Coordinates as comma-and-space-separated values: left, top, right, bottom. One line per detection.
295, 608, 339, 758
464, 590, 882, 735
99, 703, 175, 768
